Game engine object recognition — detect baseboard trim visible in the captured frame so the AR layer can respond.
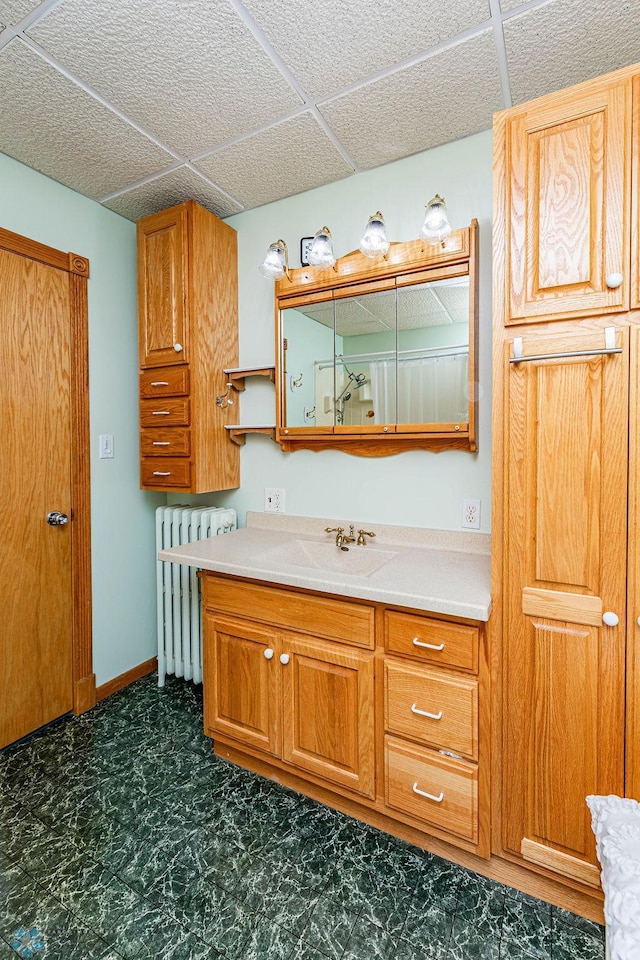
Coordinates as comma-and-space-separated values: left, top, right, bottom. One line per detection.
96, 657, 158, 702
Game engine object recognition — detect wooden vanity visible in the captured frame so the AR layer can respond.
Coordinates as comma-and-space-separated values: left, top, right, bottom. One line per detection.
201, 571, 490, 860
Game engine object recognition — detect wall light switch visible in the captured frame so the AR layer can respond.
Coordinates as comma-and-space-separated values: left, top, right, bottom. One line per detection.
99, 434, 114, 459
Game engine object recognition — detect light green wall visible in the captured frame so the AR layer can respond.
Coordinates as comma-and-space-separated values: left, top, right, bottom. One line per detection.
206, 129, 493, 532
0, 151, 162, 687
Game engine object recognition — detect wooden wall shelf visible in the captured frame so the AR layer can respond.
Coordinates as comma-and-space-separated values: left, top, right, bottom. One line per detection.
224, 425, 276, 446
224, 366, 276, 391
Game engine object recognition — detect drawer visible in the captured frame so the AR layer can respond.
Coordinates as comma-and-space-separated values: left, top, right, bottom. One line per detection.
140, 397, 190, 427
385, 611, 478, 672
141, 458, 191, 488
385, 736, 477, 842
140, 427, 191, 457
139, 365, 189, 398
202, 575, 375, 650
384, 660, 478, 759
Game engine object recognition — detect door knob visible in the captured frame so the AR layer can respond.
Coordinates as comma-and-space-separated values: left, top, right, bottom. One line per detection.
46, 511, 69, 526
279, 653, 290, 665
174, 343, 183, 352
264, 648, 274, 660
602, 611, 619, 627
605, 273, 623, 289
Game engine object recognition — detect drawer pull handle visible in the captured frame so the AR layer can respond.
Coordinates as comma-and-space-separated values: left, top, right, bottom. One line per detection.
150, 381, 169, 386
153, 471, 171, 476
412, 638, 445, 651
411, 703, 443, 721
152, 441, 170, 446
412, 783, 444, 803
152, 411, 171, 416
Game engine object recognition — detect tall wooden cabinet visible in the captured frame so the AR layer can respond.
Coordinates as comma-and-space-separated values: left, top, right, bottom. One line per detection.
137, 200, 240, 493
493, 60, 640, 898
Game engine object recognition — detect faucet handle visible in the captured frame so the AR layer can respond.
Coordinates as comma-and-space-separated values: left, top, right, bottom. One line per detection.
325, 526, 344, 534
357, 529, 376, 546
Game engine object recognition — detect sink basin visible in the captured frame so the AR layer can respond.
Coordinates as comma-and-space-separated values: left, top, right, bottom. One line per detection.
261, 538, 397, 577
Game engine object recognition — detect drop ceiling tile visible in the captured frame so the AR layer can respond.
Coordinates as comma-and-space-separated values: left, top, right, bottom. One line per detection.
0, 39, 175, 199
505, 0, 640, 104
319, 32, 503, 169
0, 0, 39, 25
499, 0, 526, 10
195, 113, 353, 210
28, 0, 302, 157
242, 0, 491, 99
102, 167, 242, 222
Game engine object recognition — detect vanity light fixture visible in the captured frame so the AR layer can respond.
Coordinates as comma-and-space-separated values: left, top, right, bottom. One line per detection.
420, 194, 452, 246
307, 226, 336, 268
259, 239, 289, 280
359, 211, 390, 259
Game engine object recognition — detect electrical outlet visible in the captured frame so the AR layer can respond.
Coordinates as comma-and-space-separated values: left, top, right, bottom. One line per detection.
264, 487, 285, 513
462, 498, 481, 529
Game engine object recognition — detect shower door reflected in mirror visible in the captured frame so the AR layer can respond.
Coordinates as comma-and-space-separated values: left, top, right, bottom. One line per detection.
281, 299, 335, 429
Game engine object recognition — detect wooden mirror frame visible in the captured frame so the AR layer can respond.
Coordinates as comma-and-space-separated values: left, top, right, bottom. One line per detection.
274, 219, 478, 456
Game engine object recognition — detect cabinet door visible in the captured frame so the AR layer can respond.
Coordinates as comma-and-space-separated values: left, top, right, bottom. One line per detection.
203, 614, 279, 755
506, 80, 631, 324
280, 635, 375, 798
627, 326, 640, 800
138, 204, 189, 367
503, 328, 628, 887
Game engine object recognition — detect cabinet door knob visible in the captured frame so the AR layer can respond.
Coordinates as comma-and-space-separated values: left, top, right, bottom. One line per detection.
279, 653, 290, 665
174, 342, 183, 352
412, 783, 444, 803
605, 272, 623, 289
602, 611, 619, 627
637, 617, 640, 628
264, 648, 274, 660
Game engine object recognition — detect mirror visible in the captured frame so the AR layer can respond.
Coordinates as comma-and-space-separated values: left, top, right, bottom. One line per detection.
276, 222, 478, 454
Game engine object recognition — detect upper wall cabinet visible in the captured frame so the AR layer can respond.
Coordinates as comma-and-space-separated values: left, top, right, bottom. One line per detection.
275, 222, 479, 456
137, 200, 240, 494
498, 77, 632, 325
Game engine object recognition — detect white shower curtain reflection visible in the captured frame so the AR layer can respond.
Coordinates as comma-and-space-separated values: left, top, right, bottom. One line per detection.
369, 353, 468, 425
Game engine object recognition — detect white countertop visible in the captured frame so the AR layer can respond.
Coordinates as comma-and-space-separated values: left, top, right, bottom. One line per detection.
158, 512, 492, 622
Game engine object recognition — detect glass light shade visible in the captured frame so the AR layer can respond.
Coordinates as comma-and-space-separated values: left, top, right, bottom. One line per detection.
259, 239, 288, 280
359, 211, 389, 259
307, 227, 335, 268
420, 194, 452, 245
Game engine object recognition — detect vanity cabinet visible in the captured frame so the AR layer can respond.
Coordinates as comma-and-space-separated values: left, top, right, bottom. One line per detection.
493, 59, 640, 900
137, 200, 239, 493
202, 572, 489, 859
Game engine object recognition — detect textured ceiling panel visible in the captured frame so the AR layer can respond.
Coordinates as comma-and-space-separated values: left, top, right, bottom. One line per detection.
28, 0, 302, 156
0, 39, 174, 199
195, 113, 353, 210
102, 167, 242, 222
499, 0, 526, 10
505, 0, 640, 104
0, 0, 39, 25
241, 0, 491, 100
319, 32, 503, 169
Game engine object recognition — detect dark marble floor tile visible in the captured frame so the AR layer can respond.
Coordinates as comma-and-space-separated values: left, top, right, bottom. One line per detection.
551, 921, 606, 960
454, 871, 506, 938
109, 898, 198, 960
300, 893, 362, 960
342, 914, 401, 960
448, 916, 501, 959
399, 900, 454, 957
501, 895, 552, 960
240, 914, 300, 960
551, 906, 605, 941
412, 854, 466, 914
168, 875, 254, 959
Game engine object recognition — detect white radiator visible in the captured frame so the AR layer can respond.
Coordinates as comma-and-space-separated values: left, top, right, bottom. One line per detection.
156, 505, 237, 687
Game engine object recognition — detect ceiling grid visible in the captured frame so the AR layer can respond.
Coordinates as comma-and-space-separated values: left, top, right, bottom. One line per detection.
0, 0, 637, 222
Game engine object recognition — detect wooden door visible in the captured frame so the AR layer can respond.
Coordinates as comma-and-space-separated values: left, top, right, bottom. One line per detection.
280, 634, 375, 798
137, 204, 188, 368
505, 80, 631, 324
1, 250, 74, 747
502, 327, 628, 887
203, 614, 279, 756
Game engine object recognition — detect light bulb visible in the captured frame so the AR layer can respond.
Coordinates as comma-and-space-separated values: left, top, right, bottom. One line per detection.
259, 239, 288, 280
420, 195, 452, 245
359, 211, 389, 259
307, 227, 335, 268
